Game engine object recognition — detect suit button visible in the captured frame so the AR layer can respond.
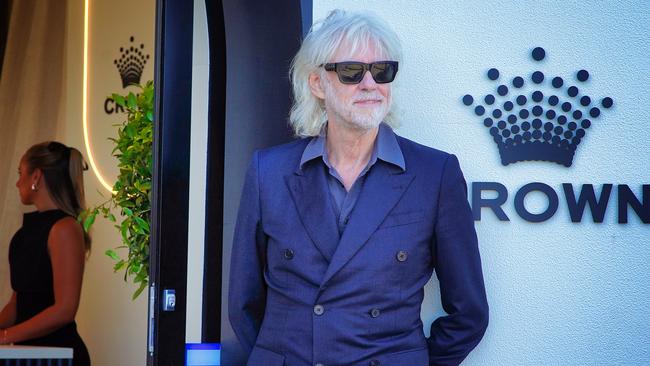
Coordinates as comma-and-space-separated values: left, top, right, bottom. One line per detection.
314, 304, 324, 315
369, 360, 380, 366
284, 248, 294, 260
370, 308, 381, 318
396, 250, 408, 262
343, 216, 350, 224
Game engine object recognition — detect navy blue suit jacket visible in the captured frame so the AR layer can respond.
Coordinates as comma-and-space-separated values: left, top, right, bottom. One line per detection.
229, 131, 488, 366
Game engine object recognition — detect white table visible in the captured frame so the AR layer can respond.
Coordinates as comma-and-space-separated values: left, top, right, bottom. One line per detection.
0, 345, 73, 365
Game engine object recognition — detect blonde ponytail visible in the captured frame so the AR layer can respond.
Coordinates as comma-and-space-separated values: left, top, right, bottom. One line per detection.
24, 141, 91, 252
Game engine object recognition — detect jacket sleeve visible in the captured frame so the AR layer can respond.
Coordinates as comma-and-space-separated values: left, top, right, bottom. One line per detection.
228, 151, 268, 357
427, 154, 489, 365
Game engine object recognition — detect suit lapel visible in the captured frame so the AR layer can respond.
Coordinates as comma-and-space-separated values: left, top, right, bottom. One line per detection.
285, 163, 340, 262
320, 163, 415, 287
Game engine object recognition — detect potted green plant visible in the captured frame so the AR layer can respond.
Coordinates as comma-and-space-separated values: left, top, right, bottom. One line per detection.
80, 81, 153, 299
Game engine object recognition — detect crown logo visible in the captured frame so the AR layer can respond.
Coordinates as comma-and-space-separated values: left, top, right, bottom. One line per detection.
114, 36, 150, 88
462, 47, 613, 167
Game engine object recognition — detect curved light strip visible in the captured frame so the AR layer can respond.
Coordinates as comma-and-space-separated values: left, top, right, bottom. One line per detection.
83, 0, 114, 193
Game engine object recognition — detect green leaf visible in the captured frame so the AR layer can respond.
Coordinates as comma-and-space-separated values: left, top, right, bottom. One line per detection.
134, 267, 147, 282
83, 212, 96, 232
132, 282, 147, 300
112, 94, 126, 107
88, 81, 154, 300
105, 249, 120, 261
125, 124, 135, 138
120, 222, 129, 242
113, 260, 126, 271
134, 217, 149, 233
127, 93, 137, 109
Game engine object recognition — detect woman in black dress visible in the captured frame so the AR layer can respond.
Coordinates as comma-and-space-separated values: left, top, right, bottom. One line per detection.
0, 141, 91, 365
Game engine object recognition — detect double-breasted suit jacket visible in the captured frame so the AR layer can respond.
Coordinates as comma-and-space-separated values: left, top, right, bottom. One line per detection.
229, 128, 489, 366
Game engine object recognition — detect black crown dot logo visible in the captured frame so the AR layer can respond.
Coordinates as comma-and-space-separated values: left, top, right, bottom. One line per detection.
114, 36, 150, 88
462, 47, 613, 167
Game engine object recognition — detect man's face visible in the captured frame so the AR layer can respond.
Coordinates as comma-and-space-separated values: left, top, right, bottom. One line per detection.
319, 42, 392, 131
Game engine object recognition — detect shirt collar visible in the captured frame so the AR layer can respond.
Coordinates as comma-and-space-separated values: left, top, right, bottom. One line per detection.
300, 122, 405, 171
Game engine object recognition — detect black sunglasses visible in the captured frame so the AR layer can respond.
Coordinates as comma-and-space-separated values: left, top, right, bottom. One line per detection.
322, 61, 399, 84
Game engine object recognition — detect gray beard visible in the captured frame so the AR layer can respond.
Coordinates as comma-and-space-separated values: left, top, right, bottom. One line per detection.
325, 87, 389, 131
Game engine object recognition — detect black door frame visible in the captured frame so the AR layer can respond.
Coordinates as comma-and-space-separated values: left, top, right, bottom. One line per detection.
148, 0, 311, 364
201, 0, 226, 344
149, 0, 193, 365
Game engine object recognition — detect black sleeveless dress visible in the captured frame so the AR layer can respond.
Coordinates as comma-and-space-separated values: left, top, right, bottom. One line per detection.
9, 209, 90, 365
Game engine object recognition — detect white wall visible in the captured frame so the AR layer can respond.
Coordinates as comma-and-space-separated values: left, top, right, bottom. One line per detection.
311, 1, 649, 365
61, 0, 210, 360
59, 0, 154, 364
186, 0, 210, 343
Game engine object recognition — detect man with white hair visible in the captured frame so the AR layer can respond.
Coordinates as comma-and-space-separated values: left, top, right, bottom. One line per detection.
229, 9, 488, 366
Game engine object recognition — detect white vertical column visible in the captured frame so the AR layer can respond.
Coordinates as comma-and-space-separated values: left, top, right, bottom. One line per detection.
186, 0, 210, 343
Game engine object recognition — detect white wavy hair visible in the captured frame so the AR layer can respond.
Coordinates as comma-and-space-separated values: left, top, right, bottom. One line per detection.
289, 9, 403, 137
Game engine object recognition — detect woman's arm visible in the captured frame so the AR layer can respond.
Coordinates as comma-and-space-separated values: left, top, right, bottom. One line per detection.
0, 292, 17, 328
1, 217, 85, 344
